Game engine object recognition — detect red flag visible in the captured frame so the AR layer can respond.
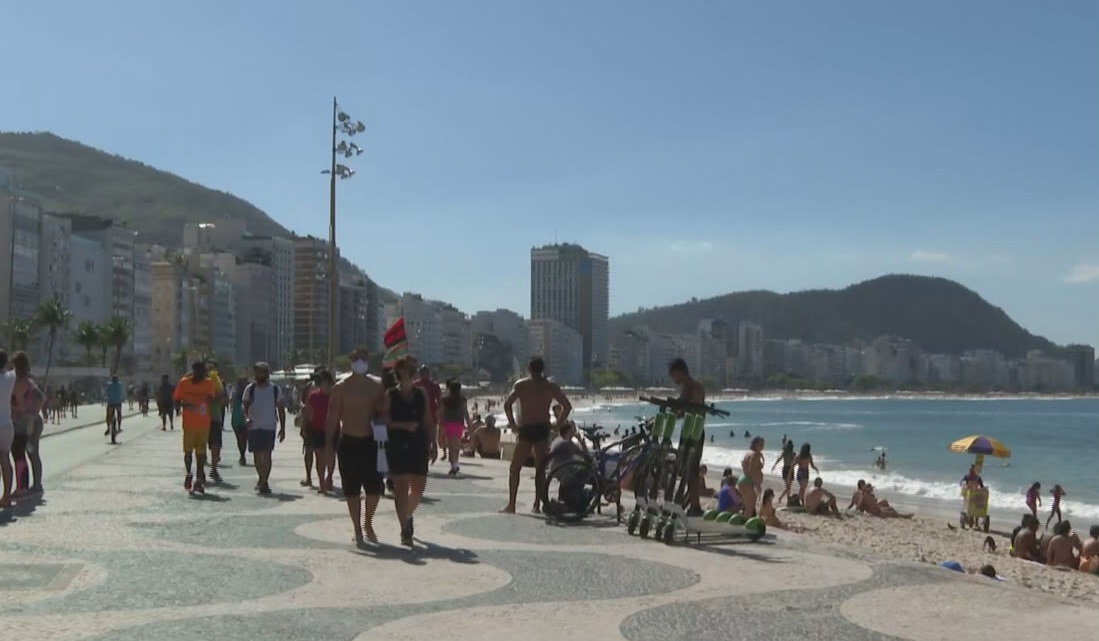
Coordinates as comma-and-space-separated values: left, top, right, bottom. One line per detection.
384, 317, 407, 349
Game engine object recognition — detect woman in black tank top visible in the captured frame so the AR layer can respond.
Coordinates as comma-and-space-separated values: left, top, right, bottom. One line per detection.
385, 357, 437, 546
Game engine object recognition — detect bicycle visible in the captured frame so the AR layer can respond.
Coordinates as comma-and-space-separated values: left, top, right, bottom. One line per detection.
105, 405, 121, 444
540, 423, 653, 523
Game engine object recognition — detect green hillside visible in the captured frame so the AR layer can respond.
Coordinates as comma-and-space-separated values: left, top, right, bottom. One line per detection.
0, 131, 287, 246
610, 274, 1057, 357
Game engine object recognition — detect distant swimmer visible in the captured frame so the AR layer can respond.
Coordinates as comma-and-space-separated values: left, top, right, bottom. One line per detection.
744, 430, 750, 438
710, 434, 714, 443
729, 430, 735, 438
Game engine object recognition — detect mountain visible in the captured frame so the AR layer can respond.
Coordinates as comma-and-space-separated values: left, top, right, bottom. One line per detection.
0, 131, 288, 246
1, 132, 396, 301
609, 275, 1057, 358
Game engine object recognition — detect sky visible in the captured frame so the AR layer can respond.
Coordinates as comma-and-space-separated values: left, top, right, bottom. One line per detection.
2, 1, 1097, 349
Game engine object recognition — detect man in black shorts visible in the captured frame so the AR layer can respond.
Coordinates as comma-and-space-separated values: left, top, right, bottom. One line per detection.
156, 374, 175, 431
327, 348, 387, 544
501, 356, 572, 514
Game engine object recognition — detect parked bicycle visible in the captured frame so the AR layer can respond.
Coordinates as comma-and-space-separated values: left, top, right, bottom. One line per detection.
540, 422, 654, 522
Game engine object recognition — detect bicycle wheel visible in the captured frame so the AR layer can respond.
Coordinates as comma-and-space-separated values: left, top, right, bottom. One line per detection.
541, 460, 599, 522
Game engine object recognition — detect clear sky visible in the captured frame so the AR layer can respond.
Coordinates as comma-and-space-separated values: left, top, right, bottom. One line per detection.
2, 1, 1097, 349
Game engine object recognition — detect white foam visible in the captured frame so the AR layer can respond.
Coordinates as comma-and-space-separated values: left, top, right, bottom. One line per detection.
758, 421, 864, 431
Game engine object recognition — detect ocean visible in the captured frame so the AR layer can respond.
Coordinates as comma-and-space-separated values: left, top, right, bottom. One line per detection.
569, 397, 1099, 521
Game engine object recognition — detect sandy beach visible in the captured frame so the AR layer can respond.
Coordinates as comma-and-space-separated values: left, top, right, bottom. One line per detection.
471, 391, 1099, 607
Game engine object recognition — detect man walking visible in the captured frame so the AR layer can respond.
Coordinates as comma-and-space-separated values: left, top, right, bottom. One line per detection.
327, 348, 387, 544
206, 362, 228, 483
173, 360, 216, 495
156, 374, 175, 431
413, 364, 442, 460
501, 356, 572, 514
242, 362, 286, 495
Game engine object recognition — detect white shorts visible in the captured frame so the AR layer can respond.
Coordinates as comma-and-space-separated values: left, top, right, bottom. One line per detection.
0, 422, 13, 454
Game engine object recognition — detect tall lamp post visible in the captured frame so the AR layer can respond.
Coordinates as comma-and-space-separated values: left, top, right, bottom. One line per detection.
322, 97, 365, 371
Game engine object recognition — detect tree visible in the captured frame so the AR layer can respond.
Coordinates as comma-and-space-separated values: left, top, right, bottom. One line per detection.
34, 298, 72, 383
103, 316, 131, 375
1, 318, 36, 352
591, 368, 625, 389
172, 349, 190, 375
73, 321, 101, 365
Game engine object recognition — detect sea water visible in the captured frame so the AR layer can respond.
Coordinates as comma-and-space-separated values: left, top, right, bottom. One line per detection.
570, 397, 1099, 521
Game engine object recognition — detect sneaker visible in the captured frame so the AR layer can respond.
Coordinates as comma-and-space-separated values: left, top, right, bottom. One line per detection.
259, 484, 272, 495
184, 475, 193, 491
210, 469, 221, 483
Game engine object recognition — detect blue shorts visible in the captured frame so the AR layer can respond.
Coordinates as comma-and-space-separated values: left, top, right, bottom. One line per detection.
247, 429, 276, 453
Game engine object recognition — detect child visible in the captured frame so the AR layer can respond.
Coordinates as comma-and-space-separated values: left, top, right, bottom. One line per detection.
1046, 484, 1065, 529
1025, 482, 1041, 519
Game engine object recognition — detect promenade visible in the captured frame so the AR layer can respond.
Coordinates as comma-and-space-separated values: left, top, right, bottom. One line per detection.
2, 412, 1096, 641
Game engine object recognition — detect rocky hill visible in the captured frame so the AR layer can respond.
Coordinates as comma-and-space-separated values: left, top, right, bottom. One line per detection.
609, 275, 1056, 357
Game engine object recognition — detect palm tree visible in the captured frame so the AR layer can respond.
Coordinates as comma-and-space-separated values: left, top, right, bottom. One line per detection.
103, 316, 132, 375
73, 321, 101, 365
1, 318, 36, 351
35, 298, 72, 383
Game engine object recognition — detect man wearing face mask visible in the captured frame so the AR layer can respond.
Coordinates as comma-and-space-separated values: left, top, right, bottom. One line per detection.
327, 348, 388, 544
173, 360, 217, 495
242, 362, 286, 495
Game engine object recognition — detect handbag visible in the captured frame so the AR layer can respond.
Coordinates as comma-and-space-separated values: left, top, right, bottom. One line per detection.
373, 422, 389, 475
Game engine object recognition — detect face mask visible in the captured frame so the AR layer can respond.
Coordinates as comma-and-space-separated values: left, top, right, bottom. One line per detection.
350, 360, 368, 374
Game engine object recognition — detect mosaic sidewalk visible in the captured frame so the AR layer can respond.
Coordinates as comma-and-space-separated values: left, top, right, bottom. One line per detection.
2, 414, 1096, 641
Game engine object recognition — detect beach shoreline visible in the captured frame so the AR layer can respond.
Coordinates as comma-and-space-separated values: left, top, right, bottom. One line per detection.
470, 391, 1099, 606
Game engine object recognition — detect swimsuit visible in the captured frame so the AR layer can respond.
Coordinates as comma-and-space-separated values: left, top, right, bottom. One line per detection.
338, 433, 383, 497
518, 423, 551, 444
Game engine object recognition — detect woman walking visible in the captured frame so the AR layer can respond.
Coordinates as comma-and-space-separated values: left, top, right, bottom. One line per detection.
0, 350, 16, 509
772, 440, 796, 505
11, 352, 44, 495
385, 357, 437, 546
792, 442, 819, 506
438, 379, 471, 476
230, 378, 249, 466
303, 371, 335, 493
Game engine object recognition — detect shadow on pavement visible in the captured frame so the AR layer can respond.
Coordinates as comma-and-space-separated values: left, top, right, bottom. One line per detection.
190, 492, 231, 502
428, 471, 493, 481
687, 539, 788, 564
0, 494, 45, 526
260, 492, 302, 503
351, 540, 480, 566
543, 516, 623, 530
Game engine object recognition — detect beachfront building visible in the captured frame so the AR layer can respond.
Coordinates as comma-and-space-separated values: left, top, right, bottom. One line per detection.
150, 261, 197, 376
472, 309, 530, 363
526, 318, 583, 386
735, 321, 764, 380
530, 243, 610, 373
388, 293, 474, 370
1015, 351, 1076, 392
293, 235, 335, 362
1063, 344, 1096, 390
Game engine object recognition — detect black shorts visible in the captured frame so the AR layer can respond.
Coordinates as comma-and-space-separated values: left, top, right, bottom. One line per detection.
209, 421, 223, 448
157, 401, 173, 417
303, 430, 326, 450
386, 430, 429, 476
338, 434, 383, 497
517, 423, 551, 444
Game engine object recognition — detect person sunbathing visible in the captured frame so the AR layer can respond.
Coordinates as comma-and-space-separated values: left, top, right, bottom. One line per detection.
847, 479, 866, 511
760, 488, 807, 532
859, 484, 913, 518
804, 478, 841, 518
1046, 520, 1081, 570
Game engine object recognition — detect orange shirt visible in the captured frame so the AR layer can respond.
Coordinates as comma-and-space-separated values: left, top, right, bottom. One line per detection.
173, 376, 216, 430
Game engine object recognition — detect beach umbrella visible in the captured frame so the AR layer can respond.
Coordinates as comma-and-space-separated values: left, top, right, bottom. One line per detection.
949, 434, 1011, 474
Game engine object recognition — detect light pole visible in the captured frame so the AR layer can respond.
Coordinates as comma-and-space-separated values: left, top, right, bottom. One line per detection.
322, 97, 365, 371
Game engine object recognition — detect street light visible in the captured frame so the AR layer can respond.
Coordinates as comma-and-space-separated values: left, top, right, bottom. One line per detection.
322, 97, 365, 371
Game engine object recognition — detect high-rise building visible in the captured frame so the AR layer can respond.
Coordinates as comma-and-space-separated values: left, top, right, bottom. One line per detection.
526, 318, 583, 385
151, 261, 197, 376
530, 243, 609, 373
338, 280, 370, 356
1064, 345, 1096, 390
292, 236, 335, 362
0, 191, 43, 323
472, 309, 530, 362
386, 293, 473, 369
131, 245, 154, 375
68, 234, 112, 327
735, 321, 764, 379
240, 235, 294, 367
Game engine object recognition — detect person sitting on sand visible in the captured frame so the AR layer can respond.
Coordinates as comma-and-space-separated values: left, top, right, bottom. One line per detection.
804, 478, 841, 517
1080, 526, 1099, 574
760, 488, 806, 533
859, 484, 913, 519
716, 476, 742, 513
466, 414, 501, 459
698, 465, 715, 498
1012, 517, 1040, 561
848, 479, 867, 511
1046, 520, 1081, 570
1011, 514, 1035, 552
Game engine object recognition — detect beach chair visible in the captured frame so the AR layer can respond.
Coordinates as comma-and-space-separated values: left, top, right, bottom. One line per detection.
960, 486, 990, 532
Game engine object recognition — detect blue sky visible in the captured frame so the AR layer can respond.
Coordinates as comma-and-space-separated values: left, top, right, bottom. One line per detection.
2, 1, 1097, 349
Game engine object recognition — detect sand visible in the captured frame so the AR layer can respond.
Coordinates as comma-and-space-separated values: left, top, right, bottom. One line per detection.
472, 391, 1099, 606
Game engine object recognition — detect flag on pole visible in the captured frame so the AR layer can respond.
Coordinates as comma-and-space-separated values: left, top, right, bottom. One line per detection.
383, 317, 409, 367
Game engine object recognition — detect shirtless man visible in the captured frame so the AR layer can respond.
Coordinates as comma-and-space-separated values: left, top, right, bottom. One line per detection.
859, 484, 914, 518
468, 414, 501, 458
327, 347, 387, 544
1081, 525, 1099, 574
668, 358, 705, 514
1046, 520, 1081, 570
501, 356, 571, 514
804, 477, 841, 517
1011, 517, 1040, 561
